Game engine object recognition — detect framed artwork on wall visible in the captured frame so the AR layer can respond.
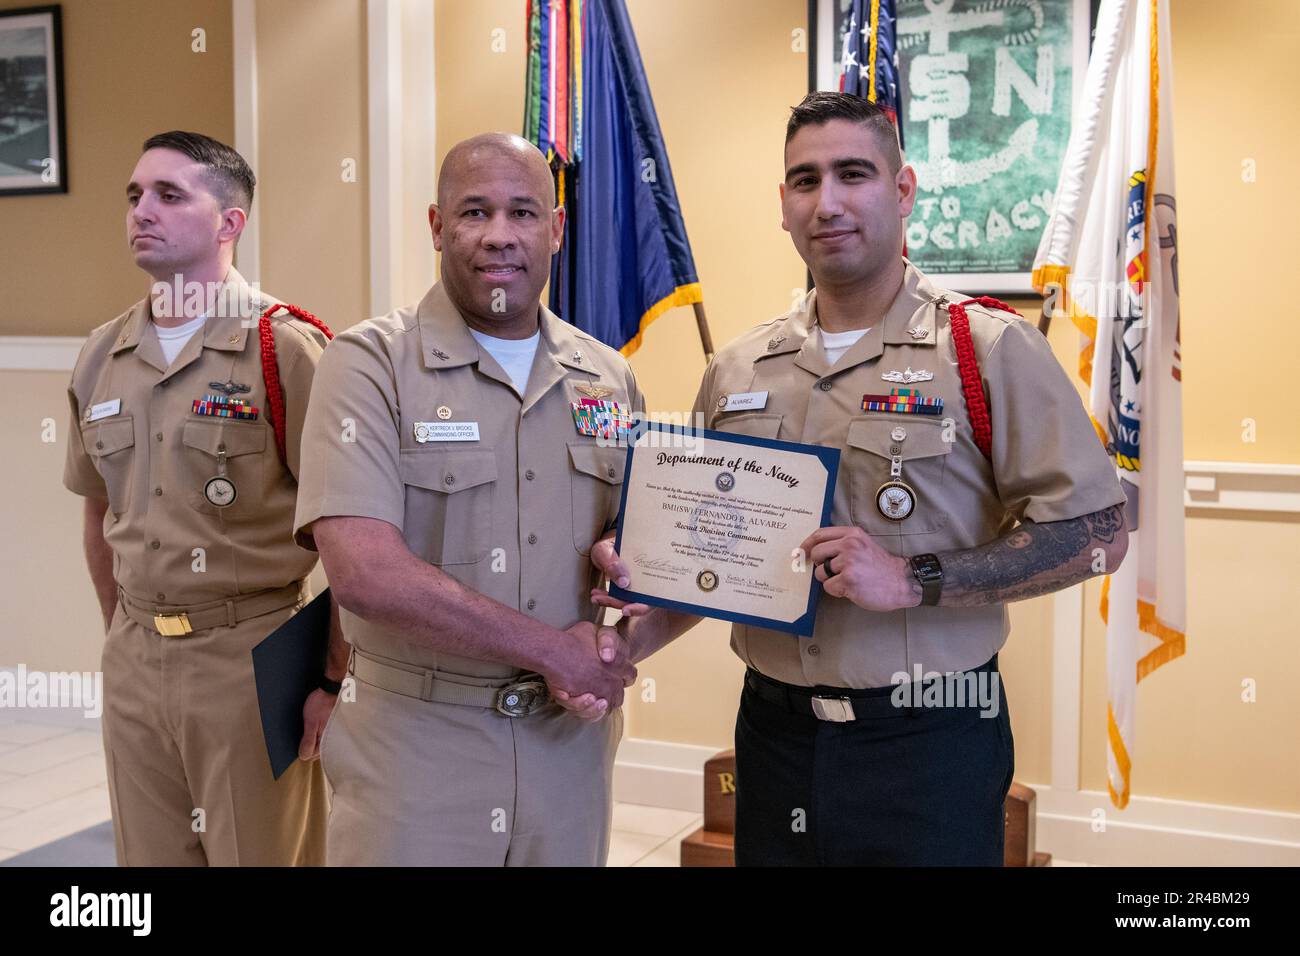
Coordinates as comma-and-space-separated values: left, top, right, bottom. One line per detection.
810, 0, 1093, 294
0, 4, 67, 196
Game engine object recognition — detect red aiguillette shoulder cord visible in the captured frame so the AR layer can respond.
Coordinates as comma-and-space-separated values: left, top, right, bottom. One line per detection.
947, 296, 1021, 461
258, 304, 334, 467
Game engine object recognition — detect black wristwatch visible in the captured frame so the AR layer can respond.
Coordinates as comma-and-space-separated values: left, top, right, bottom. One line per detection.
908, 553, 943, 607
319, 676, 343, 695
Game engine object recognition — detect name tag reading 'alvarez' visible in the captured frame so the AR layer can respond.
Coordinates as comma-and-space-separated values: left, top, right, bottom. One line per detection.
718, 390, 768, 412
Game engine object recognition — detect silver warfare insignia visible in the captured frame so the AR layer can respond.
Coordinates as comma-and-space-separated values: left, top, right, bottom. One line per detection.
881, 367, 933, 384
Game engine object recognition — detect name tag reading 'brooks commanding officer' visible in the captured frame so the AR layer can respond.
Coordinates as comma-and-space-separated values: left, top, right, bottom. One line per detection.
610, 423, 838, 635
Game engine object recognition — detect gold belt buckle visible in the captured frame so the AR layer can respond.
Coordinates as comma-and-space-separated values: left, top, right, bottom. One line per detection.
154, 612, 193, 637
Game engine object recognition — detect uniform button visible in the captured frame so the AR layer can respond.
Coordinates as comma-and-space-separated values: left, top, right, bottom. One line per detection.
526, 598, 537, 610
890, 443, 902, 455
95, 441, 103, 450
607, 467, 617, 478
217, 442, 226, 453
154, 487, 163, 496
525, 469, 535, 481
150, 539, 161, 550
807, 644, 821, 656
444, 474, 455, 487
818, 380, 832, 391
527, 533, 538, 545
155, 432, 164, 442
156, 592, 166, 602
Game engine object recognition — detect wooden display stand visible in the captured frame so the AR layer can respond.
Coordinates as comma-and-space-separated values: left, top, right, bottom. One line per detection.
679, 750, 736, 867
680, 750, 1051, 867
1005, 781, 1053, 867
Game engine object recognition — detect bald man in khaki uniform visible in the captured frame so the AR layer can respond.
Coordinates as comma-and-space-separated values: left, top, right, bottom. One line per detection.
596, 93, 1128, 865
64, 132, 332, 866
295, 133, 638, 866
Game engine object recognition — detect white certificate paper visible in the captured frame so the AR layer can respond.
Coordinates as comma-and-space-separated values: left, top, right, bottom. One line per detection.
609, 424, 839, 635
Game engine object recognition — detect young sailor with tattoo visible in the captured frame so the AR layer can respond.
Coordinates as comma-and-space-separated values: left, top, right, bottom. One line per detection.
588, 92, 1129, 866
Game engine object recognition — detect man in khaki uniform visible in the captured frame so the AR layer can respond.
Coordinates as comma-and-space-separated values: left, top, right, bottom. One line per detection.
64, 131, 335, 866
595, 93, 1129, 865
294, 133, 638, 866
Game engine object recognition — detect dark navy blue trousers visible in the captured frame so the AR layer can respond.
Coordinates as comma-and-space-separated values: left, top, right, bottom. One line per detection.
734, 655, 1014, 866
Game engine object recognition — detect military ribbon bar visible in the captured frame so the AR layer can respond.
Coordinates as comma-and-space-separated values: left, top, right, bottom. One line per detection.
192, 393, 260, 421
570, 398, 633, 439
861, 388, 944, 415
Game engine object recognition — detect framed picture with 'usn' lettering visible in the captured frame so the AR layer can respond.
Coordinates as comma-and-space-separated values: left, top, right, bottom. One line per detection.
809, 0, 1094, 294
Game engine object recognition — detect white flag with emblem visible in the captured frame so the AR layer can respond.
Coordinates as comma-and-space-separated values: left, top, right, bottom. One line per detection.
1032, 0, 1185, 809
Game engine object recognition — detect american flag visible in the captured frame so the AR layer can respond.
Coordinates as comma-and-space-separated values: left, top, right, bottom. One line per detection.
839, 0, 904, 150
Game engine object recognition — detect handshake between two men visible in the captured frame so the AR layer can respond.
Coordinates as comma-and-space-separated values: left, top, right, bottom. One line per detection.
548, 519, 940, 722
547, 535, 650, 722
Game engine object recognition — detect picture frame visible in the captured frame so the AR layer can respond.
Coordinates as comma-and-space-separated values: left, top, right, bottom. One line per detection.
0, 4, 67, 196
809, 0, 1094, 294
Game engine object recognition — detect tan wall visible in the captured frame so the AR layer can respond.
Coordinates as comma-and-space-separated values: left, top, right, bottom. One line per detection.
431, 0, 526, 288
1079, 513, 1300, 811
434, 0, 526, 163
0, 0, 234, 336
1172, 0, 1300, 464
0, 0, 370, 336
0, 371, 107, 672
397, 0, 438, 306
255, 0, 369, 327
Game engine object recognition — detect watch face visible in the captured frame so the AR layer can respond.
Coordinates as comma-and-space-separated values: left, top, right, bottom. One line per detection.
204, 476, 237, 507
911, 554, 942, 581
876, 481, 915, 521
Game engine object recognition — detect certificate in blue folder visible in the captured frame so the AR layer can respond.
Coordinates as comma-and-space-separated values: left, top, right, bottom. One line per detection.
608, 423, 838, 636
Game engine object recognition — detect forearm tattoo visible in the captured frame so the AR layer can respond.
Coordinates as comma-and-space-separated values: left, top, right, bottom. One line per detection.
936, 504, 1125, 607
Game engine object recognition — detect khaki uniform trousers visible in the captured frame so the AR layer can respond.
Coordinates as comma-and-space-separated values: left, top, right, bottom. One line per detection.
101, 597, 328, 866
321, 651, 622, 866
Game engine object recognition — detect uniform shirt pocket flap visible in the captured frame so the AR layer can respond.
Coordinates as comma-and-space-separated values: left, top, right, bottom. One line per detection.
399, 447, 498, 494
847, 418, 951, 462
568, 442, 626, 484
82, 417, 135, 458
182, 419, 267, 458
713, 412, 782, 439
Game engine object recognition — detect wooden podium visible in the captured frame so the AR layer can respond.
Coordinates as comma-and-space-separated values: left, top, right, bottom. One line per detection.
679, 750, 737, 867
680, 750, 1051, 867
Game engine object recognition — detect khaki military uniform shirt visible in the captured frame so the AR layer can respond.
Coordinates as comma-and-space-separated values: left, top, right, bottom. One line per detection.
293, 282, 643, 679
63, 269, 329, 605
694, 260, 1125, 688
